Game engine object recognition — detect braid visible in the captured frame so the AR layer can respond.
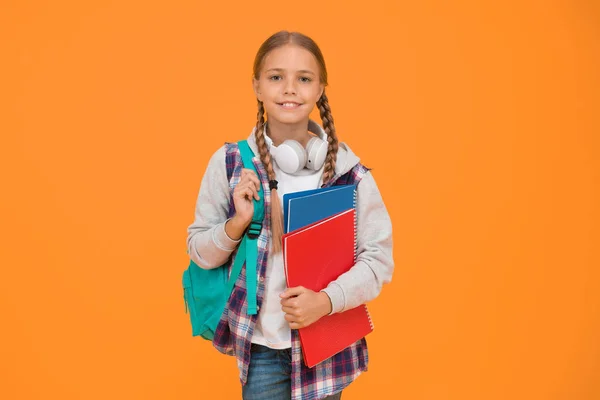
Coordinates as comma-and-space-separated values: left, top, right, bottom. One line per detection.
254, 101, 274, 179
254, 100, 284, 253
317, 90, 339, 185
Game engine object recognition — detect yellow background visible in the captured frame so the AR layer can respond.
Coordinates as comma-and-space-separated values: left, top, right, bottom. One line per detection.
1, 1, 598, 399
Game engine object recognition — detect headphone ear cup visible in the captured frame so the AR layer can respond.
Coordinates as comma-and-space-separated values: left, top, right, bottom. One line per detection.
272, 140, 307, 174
305, 136, 328, 171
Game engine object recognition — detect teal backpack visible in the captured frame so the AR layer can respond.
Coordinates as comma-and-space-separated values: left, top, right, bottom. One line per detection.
182, 140, 264, 340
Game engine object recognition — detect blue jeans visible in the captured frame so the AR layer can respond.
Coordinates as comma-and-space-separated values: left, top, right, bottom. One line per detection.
242, 344, 343, 400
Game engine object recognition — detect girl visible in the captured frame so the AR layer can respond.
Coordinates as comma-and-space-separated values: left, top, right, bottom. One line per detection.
187, 31, 394, 400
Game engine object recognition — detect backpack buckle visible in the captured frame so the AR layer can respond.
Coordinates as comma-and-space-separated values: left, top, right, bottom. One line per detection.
246, 221, 262, 239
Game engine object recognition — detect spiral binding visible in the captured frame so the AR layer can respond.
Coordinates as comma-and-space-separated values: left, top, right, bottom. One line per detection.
353, 188, 358, 262
365, 305, 375, 330
354, 187, 374, 331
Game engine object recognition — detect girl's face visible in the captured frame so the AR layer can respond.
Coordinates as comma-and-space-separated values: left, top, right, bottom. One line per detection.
253, 44, 325, 127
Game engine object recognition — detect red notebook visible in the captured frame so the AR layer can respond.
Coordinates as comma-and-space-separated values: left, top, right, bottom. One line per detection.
282, 208, 374, 368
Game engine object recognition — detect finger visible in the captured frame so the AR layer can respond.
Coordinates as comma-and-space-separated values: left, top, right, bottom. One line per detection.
247, 173, 261, 192
280, 298, 298, 308
235, 187, 254, 201
234, 182, 247, 193
280, 286, 306, 299
241, 168, 255, 179
234, 182, 257, 198
248, 185, 260, 201
281, 306, 298, 315
288, 321, 300, 330
233, 182, 246, 195
284, 313, 300, 323
243, 188, 256, 201
236, 180, 260, 200
239, 185, 259, 201
288, 320, 304, 330
241, 169, 260, 186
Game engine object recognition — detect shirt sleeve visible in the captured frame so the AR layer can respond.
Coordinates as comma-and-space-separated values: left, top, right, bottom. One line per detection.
321, 171, 394, 313
186, 145, 241, 269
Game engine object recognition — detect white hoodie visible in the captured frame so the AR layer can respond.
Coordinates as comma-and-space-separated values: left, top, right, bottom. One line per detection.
187, 119, 394, 348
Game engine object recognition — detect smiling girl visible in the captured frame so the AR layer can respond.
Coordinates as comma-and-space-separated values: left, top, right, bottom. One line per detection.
187, 31, 394, 400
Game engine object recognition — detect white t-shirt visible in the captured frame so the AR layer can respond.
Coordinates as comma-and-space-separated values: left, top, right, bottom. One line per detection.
250, 135, 325, 349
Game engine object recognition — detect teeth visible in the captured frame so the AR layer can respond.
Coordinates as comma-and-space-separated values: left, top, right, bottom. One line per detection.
281, 103, 299, 107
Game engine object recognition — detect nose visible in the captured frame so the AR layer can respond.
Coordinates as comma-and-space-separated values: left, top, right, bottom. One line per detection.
284, 78, 297, 95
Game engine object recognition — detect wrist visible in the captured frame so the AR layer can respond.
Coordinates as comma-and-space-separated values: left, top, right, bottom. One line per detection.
319, 291, 333, 316
232, 214, 252, 227
226, 216, 251, 241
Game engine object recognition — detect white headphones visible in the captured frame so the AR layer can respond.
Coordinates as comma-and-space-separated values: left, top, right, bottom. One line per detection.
264, 120, 328, 175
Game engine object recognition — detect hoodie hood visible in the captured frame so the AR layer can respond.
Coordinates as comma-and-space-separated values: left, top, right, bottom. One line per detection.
246, 119, 360, 176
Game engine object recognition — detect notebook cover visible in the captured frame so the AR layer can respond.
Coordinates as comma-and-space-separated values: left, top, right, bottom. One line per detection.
282, 209, 374, 368
283, 184, 356, 234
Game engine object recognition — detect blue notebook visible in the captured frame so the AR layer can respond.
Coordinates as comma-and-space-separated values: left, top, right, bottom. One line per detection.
283, 184, 357, 234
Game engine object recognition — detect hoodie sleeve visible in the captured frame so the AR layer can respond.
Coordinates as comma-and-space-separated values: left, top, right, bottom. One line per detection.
321, 171, 394, 313
186, 145, 242, 269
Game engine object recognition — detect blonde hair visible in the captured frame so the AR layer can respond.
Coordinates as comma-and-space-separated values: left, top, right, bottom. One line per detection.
252, 31, 339, 252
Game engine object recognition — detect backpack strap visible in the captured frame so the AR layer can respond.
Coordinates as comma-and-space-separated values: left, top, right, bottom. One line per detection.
225, 140, 264, 315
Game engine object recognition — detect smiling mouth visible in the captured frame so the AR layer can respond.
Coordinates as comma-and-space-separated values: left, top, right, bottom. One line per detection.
278, 102, 303, 108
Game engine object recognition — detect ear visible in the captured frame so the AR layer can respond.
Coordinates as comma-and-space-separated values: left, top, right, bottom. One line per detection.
318, 84, 325, 101
253, 77, 262, 101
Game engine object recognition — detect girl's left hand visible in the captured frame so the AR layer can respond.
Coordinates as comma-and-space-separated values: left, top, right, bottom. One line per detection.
280, 286, 332, 329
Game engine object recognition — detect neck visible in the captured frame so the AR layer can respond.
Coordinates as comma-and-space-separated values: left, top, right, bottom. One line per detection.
265, 118, 312, 147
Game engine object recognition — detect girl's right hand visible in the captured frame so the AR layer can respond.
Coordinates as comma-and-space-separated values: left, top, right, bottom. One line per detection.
231, 168, 261, 226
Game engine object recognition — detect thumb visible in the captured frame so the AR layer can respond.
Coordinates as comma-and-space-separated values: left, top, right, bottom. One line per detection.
280, 286, 306, 299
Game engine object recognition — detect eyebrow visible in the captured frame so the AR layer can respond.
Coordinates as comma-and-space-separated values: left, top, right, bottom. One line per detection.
265, 68, 316, 76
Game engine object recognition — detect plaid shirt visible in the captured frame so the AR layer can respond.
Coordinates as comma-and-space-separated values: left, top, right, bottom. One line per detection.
213, 141, 370, 400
